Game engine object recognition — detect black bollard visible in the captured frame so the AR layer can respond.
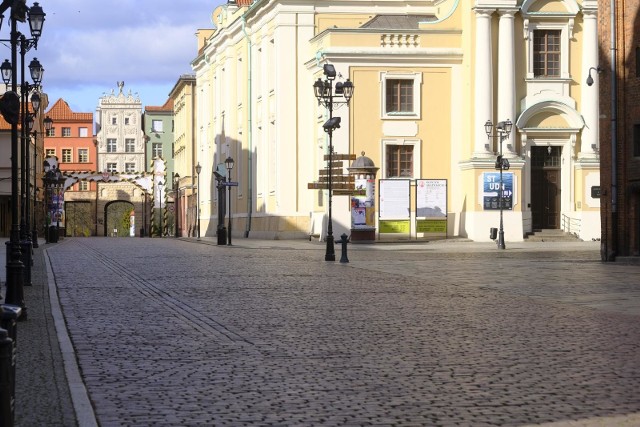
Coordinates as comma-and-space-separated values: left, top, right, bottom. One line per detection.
339, 233, 349, 263
0, 325, 14, 427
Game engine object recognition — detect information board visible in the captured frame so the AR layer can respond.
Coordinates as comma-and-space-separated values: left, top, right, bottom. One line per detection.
482, 172, 514, 210
379, 179, 410, 219
416, 179, 447, 218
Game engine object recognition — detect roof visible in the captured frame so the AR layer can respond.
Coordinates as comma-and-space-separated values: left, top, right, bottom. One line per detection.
145, 98, 174, 112
45, 98, 93, 122
360, 14, 437, 29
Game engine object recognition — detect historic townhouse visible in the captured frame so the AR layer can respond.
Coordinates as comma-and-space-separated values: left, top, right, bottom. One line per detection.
193, 0, 600, 242
168, 74, 198, 238
44, 99, 96, 236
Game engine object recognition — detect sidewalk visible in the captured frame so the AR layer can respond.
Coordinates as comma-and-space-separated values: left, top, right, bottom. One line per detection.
4, 237, 640, 426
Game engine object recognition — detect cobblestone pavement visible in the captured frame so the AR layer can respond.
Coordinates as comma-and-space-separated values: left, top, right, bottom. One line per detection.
40, 238, 640, 426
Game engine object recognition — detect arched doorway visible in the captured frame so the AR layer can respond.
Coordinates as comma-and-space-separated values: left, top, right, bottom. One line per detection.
65, 201, 93, 237
104, 201, 135, 237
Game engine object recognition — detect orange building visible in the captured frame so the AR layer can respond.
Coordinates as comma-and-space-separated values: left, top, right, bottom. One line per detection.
44, 99, 96, 236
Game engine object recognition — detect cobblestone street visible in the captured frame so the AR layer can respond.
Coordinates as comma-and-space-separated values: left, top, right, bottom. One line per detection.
42, 238, 640, 426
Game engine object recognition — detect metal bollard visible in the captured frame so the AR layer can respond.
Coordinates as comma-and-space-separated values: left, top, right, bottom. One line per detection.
0, 325, 14, 427
339, 233, 349, 263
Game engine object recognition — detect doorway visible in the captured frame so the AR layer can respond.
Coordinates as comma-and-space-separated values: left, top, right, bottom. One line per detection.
104, 201, 135, 237
531, 146, 561, 229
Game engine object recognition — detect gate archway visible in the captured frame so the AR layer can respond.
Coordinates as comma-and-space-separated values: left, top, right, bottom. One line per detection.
65, 201, 93, 237
105, 201, 135, 237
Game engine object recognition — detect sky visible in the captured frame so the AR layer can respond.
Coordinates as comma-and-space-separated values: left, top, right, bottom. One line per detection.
22, 0, 225, 114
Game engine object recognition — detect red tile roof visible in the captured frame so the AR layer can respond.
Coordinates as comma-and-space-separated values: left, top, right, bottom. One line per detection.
145, 98, 174, 112
45, 98, 93, 122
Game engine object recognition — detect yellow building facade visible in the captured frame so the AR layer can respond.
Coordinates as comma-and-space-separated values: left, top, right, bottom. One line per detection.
192, 0, 600, 242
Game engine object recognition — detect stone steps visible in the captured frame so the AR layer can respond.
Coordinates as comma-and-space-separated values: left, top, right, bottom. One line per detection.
525, 229, 581, 242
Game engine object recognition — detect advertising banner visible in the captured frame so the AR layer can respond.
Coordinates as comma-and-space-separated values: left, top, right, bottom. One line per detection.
351, 178, 376, 229
482, 172, 514, 210
379, 179, 410, 220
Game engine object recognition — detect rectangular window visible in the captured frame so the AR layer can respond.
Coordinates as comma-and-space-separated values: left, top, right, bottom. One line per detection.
125, 163, 136, 173
62, 149, 72, 163
79, 181, 88, 191
62, 127, 71, 137
533, 30, 561, 77
45, 148, 55, 157
634, 124, 640, 157
79, 127, 88, 137
107, 138, 117, 153
78, 149, 88, 163
385, 145, 414, 178
47, 127, 55, 137
111, 117, 117, 125
106, 162, 117, 173
385, 79, 414, 114
125, 139, 135, 153
152, 142, 163, 158
124, 117, 130, 125
152, 120, 163, 132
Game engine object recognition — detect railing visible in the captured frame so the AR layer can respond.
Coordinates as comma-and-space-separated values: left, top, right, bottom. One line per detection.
561, 214, 581, 237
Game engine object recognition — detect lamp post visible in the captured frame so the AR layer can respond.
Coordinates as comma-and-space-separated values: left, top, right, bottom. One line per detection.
174, 173, 180, 238
484, 119, 513, 250
27, 112, 50, 248
225, 156, 234, 246
195, 163, 201, 240
312, 63, 354, 261
1, 0, 46, 314
157, 181, 164, 237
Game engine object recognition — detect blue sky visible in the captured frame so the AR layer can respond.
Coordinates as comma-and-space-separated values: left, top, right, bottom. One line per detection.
23, 0, 225, 114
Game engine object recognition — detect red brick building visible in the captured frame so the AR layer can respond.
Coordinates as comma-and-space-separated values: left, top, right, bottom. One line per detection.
598, 0, 640, 260
44, 99, 96, 236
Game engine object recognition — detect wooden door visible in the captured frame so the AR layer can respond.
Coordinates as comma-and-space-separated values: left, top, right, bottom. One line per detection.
531, 147, 561, 229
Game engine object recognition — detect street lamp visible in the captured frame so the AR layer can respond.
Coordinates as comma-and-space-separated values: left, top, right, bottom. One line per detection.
1, 0, 47, 315
158, 181, 163, 237
27, 111, 50, 248
174, 173, 180, 238
195, 163, 201, 240
225, 156, 234, 246
484, 119, 513, 250
312, 63, 354, 261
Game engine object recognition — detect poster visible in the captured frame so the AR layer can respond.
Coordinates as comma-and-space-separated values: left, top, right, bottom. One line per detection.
483, 172, 514, 210
416, 179, 447, 218
351, 178, 376, 229
379, 179, 410, 219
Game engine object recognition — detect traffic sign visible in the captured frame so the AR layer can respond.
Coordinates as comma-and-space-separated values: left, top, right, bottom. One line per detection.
224, 181, 239, 186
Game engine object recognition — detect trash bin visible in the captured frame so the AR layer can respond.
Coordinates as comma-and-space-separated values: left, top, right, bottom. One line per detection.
217, 226, 227, 245
489, 227, 498, 240
48, 226, 58, 243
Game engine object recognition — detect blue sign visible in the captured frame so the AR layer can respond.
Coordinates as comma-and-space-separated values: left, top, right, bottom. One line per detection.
483, 172, 513, 210
224, 181, 239, 186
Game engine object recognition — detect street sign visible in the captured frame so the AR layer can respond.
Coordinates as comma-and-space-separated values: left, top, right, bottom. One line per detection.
224, 181, 239, 186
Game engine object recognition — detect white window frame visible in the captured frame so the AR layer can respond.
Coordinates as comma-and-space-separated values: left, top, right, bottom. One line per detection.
380, 71, 422, 120
61, 148, 72, 163
106, 163, 117, 173
45, 148, 55, 157
523, 18, 575, 81
152, 120, 163, 133
125, 138, 135, 153
125, 162, 136, 173
79, 181, 89, 191
79, 127, 88, 137
62, 127, 71, 137
78, 148, 88, 163
381, 139, 422, 179
107, 139, 117, 153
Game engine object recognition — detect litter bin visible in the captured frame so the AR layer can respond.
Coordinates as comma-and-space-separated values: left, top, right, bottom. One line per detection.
48, 226, 59, 243
489, 227, 498, 240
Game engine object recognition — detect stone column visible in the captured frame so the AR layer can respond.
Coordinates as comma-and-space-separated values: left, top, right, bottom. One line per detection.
579, 7, 599, 159
473, 8, 495, 158
497, 10, 517, 156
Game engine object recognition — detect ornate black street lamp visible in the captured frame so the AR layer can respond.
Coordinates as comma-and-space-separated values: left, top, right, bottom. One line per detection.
27, 112, 51, 248
174, 173, 180, 238
195, 163, 201, 240
312, 63, 354, 261
225, 156, 234, 246
0, 0, 47, 315
484, 119, 513, 250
